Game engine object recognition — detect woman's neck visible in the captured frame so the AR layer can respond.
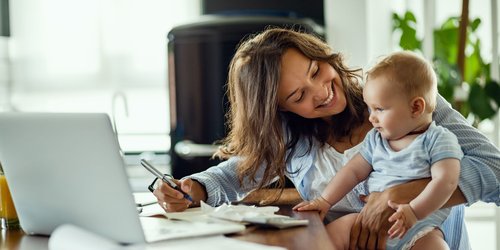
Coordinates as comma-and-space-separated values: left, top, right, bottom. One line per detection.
328, 115, 373, 153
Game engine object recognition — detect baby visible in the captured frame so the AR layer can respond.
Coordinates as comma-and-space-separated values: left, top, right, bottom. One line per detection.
294, 51, 463, 250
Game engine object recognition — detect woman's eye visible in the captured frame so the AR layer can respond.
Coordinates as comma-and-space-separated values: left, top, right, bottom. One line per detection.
375, 108, 384, 112
312, 65, 320, 78
295, 92, 304, 103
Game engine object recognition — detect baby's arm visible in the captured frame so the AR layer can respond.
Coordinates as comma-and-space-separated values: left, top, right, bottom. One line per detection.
293, 153, 373, 219
387, 158, 460, 238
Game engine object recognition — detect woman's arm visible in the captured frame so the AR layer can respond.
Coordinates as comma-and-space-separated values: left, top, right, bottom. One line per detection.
434, 95, 500, 205
153, 156, 263, 211
387, 158, 460, 238
187, 156, 258, 206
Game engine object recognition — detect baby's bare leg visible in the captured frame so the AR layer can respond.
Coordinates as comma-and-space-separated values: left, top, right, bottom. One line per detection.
326, 213, 359, 250
410, 229, 449, 250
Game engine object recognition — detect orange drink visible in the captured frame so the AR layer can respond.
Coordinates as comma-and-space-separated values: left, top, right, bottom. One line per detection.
0, 174, 19, 229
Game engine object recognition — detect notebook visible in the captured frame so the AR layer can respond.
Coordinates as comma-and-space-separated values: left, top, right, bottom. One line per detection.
0, 113, 245, 244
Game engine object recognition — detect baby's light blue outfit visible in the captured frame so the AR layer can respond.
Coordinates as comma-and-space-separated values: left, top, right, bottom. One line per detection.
360, 121, 463, 249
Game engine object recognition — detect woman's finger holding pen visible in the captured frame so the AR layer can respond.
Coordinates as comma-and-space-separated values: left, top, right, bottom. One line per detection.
179, 178, 208, 207
153, 179, 191, 212
153, 177, 208, 212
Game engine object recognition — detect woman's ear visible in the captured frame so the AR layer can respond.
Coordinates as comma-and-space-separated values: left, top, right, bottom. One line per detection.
410, 97, 426, 117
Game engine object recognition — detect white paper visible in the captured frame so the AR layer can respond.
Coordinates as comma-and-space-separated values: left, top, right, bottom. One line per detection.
200, 201, 283, 222
139, 203, 167, 217
48, 224, 124, 250
133, 192, 157, 207
163, 207, 213, 221
144, 235, 286, 250
48, 224, 284, 250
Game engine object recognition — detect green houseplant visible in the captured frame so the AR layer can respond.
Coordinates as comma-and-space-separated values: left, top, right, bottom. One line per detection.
392, 11, 500, 126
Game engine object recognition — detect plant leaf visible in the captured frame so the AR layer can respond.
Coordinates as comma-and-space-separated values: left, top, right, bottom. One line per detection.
485, 80, 500, 107
393, 11, 421, 51
434, 27, 458, 64
404, 11, 417, 23
468, 83, 497, 120
470, 18, 481, 31
392, 13, 402, 31
464, 41, 482, 83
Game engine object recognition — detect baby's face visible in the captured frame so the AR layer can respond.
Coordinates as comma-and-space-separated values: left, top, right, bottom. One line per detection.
363, 76, 414, 140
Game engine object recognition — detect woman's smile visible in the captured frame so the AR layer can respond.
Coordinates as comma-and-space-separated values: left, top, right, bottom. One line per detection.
316, 82, 336, 109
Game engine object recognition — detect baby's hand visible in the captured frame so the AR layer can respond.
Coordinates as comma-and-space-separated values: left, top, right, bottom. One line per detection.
293, 196, 332, 219
387, 201, 418, 239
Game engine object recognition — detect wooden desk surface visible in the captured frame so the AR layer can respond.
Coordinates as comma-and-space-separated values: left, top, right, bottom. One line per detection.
232, 205, 334, 250
0, 205, 333, 250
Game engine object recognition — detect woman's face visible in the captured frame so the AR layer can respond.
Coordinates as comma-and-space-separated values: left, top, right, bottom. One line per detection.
277, 48, 347, 120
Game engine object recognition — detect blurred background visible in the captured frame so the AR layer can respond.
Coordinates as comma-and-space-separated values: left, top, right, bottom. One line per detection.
0, 0, 498, 248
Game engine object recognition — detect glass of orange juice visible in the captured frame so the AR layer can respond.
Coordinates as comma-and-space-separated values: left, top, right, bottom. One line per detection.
0, 163, 20, 230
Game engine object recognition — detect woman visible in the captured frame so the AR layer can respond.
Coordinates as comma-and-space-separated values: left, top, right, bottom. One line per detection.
153, 28, 500, 249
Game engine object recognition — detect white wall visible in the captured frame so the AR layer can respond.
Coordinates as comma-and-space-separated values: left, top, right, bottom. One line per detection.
324, 0, 393, 69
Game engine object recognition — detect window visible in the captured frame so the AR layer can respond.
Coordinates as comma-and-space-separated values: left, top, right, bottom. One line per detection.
3, 0, 201, 152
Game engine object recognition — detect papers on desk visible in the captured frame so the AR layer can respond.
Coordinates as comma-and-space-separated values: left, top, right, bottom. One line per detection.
134, 192, 308, 228
201, 201, 280, 221
48, 224, 285, 250
164, 201, 309, 229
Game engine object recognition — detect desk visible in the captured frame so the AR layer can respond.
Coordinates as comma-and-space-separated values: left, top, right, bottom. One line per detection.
232, 205, 334, 249
0, 205, 332, 250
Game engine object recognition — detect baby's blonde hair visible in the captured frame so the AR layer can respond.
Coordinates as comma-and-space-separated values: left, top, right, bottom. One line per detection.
366, 51, 437, 113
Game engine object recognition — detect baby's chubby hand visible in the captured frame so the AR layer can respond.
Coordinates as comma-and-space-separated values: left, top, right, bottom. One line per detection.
387, 200, 418, 239
293, 196, 332, 220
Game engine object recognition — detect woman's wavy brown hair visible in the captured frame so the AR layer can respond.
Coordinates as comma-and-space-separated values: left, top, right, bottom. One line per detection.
215, 28, 366, 194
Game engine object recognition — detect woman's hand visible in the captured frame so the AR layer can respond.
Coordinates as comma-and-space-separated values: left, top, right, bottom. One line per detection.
293, 197, 332, 220
348, 192, 393, 250
349, 178, 432, 250
152, 178, 206, 212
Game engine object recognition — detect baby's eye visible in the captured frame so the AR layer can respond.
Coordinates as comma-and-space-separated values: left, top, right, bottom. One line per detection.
375, 108, 384, 112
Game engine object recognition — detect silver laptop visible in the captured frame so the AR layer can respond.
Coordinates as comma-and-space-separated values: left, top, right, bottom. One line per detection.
0, 113, 244, 244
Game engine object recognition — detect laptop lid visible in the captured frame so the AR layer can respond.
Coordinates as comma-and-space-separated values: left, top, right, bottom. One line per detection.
0, 113, 145, 244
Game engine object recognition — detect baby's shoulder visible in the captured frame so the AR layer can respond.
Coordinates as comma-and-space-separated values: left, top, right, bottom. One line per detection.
424, 122, 458, 145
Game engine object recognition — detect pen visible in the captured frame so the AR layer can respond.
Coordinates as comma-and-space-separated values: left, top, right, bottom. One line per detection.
136, 201, 158, 207
140, 159, 193, 202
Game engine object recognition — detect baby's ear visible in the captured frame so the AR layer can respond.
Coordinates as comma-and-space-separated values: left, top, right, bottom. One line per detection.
411, 97, 426, 117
